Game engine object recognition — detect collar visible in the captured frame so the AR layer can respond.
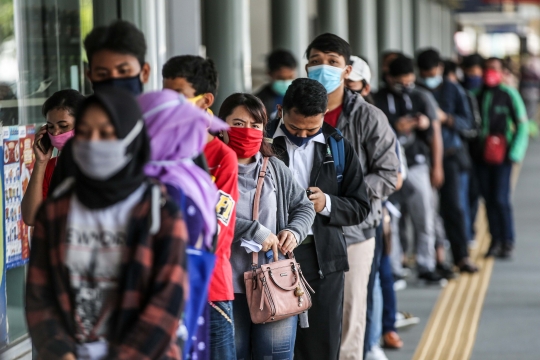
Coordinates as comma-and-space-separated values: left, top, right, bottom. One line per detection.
273, 119, 326, 146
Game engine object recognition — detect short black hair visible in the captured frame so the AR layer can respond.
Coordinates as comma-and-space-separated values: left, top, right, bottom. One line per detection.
84, 20, 147, 66
462, 53, 484, 69
382, 50, 403, 64
162, 55, 219, 96
283, 78, 328, 117
42, 89, 85, 117
417, 48, 441, 71
389, 56, 415, 77
443, 60, 458, 77
305, 33, 351, 65
267, 50, 297, 73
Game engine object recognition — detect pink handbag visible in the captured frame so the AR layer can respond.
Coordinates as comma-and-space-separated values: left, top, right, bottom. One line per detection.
243, 157, 314, 324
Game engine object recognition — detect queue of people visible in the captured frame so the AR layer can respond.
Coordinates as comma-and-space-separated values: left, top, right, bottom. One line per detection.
21, 19, 529, 360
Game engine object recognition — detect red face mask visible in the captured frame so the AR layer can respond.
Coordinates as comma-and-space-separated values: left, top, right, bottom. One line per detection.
483, 69, 502, 88
227, 127, 263, 158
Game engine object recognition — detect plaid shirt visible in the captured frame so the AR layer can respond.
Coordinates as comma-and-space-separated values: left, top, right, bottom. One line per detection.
26, 182, 188, 360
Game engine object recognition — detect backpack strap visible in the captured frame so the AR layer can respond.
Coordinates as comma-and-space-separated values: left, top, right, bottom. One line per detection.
329, 129, 345, 186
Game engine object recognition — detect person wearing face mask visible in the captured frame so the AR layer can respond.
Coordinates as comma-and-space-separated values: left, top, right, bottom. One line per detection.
345, 56, 375, 105
84, 20, 150, 96
417, 48, 478, 274
162, 55, 240, 360
374, 55, 444, 284
26, 86, 188, 360
476, 58, 529, 259
22, 89, 85, 226
255, 49, 298, 119
218, 93, 315, 360
303, 33, 398, 360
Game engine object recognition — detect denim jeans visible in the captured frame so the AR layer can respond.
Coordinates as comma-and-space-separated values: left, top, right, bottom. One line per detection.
233, 293, 297, 360
477, 161, 515, 245
380, 254, 397, 334
369, 275, 383, 349
209, 301, 236, 360
364, 223, 383, 357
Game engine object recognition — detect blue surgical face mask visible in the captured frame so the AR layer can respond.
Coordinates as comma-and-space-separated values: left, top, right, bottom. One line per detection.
463, 75, 483, 90
271, 79, 293, 97
307, 65, 344, 94
280, 123, 322, 147
92, 74, 144, 96
423, 75, 443, 89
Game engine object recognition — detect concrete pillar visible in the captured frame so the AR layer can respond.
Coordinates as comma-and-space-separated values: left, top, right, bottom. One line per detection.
430, 0, 443, 50
93, 0, 119, 27
348, 0, 379, 89
166, 0, 202, 57
414, 0, 431, 51
401, 0, 414, 56
378, 0, 402, 52
205, 0, 252, 109
318, 0, 349, 40
271, 0, 309, 74
440, 6, 453, 58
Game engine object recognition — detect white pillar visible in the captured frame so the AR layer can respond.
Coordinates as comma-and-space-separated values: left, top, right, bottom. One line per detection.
414, 0, 431, 50
166, 0, 203, 57
401, 0, 414, 56
378, 0, 402, 52
429, 0, 443, 50
318, 0, 349, 40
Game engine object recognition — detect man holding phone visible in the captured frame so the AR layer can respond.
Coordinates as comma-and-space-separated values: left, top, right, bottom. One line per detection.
374, 55, 443, 283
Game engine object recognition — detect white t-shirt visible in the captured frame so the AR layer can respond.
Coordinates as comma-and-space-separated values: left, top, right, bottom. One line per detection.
65, 185, 147, 342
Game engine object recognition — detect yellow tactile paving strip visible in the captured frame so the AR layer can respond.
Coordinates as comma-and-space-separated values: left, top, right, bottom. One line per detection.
412, 205, 494, 360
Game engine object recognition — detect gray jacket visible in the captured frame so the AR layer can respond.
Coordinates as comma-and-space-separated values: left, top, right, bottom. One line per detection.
233, 156, 316, 293
337, 89, 400, 244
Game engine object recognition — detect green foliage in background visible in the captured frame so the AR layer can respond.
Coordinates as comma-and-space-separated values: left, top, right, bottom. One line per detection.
0, 0, 14, 42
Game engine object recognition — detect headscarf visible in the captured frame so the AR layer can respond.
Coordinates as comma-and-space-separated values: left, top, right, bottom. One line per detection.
73, 86, 150, 209
138, 89, 229, 249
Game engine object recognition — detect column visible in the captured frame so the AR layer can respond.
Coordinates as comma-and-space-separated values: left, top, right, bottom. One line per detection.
401, 0, 414, 56
317, 0, 349, 40
440, 6, 453, 57
271, 0, 309, 72
414, 0, 431, 50
430, 0, 443, 50
205, 0, 252, 109
348, 0, 379, 89
166, 0, 202, 57
378, 0, 402, 53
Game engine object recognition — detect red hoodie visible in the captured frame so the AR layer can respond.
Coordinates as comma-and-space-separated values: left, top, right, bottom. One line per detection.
204, 137, 238, 301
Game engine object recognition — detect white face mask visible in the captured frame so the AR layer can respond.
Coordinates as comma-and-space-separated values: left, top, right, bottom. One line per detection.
73, 120, 144, 180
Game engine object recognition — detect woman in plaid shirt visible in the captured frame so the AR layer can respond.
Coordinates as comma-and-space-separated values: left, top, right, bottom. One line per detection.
25, 87, 188, 360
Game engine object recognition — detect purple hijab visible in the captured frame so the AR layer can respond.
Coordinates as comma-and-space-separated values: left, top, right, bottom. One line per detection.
139, 90, 229, 248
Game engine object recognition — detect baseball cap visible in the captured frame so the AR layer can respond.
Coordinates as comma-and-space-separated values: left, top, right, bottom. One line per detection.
349, 56, 372, 84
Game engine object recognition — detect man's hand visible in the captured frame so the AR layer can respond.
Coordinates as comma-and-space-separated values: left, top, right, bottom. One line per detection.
61, 353, 77, 360
416, 114, 430, 130
430, 165, 445, 189
395, 116, 418, 133
307, 187, 326, 213
437, 108, 448, 123
261, 233, 279, 261
277, 230, 297, 255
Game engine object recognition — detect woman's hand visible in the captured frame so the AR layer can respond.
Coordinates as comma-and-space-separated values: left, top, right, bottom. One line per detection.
278, 230, 297, 255
261, 233, 279, 261
61, 353, 77, 360
34, 125, 53, 164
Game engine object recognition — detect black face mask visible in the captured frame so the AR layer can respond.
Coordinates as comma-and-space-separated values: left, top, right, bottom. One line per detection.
92, 74, 143, 96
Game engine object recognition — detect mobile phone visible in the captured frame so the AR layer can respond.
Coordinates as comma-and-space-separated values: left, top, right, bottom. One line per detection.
306, 189, 313, 197
37, 134, 52, 154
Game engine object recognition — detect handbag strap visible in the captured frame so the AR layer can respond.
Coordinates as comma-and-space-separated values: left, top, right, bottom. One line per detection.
252, 157, 269, 267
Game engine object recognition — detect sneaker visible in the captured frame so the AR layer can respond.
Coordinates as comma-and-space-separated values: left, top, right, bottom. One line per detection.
498, 243, 514, 259
383, 331, 403, 349
485, 242, 501, 258
393, 279, 407, 292
458, 259, 479, 273
366, 344, 389, 360
395, 311, 420, 329
436, 263, 456, 280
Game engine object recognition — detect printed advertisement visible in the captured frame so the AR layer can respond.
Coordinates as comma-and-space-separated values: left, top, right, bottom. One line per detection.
19, 125, 35, 258
3, 126, 27, 269
0, 137, 7, 348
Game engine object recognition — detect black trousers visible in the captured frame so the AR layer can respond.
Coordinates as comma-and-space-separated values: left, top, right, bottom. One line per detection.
439, 156, 469, 265
294, 242, 345, 360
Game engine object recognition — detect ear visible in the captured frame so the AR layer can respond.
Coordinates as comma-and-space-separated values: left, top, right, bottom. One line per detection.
276, 104, 283, 119
203, 93, 215, 109
343, 64, 353, 80
140, 62, 151, 84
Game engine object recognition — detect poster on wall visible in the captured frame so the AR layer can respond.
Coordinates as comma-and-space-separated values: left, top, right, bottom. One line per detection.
3, 126, 25, 269
0, 135, 7, 348
19, 125, 35, 259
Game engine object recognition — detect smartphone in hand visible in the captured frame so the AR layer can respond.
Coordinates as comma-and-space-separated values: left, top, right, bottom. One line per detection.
37, 133, 52, 154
